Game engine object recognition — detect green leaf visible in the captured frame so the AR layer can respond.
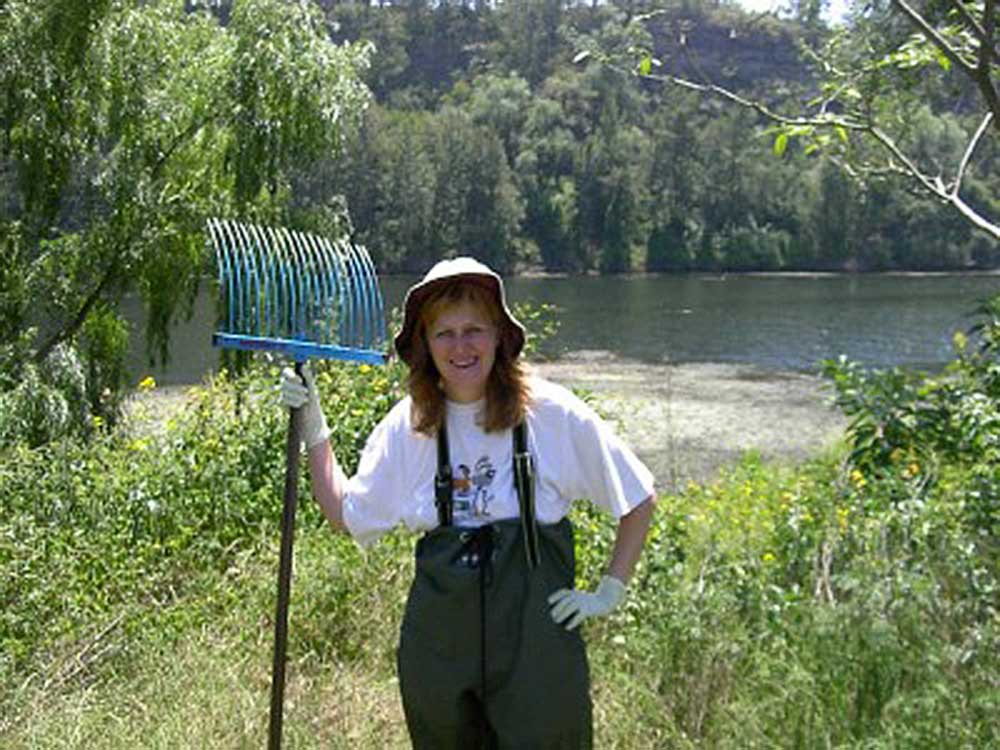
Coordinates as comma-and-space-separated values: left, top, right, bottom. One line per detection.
773, 132, 788, 157
639, 56, 652, 76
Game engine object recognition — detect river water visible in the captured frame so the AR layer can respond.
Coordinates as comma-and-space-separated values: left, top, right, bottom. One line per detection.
125, 272, 1000, 385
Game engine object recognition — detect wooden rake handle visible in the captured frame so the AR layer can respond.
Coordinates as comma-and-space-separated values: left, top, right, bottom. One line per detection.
268, 361, 304, 750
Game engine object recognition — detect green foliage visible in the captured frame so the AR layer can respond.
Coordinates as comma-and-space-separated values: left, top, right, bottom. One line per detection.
227, 0, 373, 208
3, 313, 1000, 746
0, 355, 408, 679
511, 300, 561, 360
0, 340, 90, 448
823, 293, 1000, 479
310, 0, 1000, 275
328, 102, 524, 273
1, 0, 373, 446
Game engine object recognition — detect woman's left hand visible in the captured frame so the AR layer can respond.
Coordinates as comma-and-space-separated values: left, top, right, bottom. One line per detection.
547, 575, 626, 631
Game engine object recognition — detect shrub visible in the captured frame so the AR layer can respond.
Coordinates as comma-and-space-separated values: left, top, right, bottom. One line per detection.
0, 355, 408, 678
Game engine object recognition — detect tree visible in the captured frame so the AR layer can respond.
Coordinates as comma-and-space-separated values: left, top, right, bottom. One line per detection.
429, 107, 525, 273
490, 0, 566, 86
602, 1, 1000, 244
516, 95, 580, 271
575, 109, 650, 273
0, 0, 371, 442
645, 88, 703, 271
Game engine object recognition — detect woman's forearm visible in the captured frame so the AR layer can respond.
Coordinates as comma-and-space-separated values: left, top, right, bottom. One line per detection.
606, 495, 656, 584
307, 439, 349, 533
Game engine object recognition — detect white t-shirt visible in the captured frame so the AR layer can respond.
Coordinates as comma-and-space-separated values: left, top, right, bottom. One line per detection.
342, 376, 655, 546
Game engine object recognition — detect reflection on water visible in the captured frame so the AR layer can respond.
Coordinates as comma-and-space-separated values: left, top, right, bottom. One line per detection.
125, 272, 1000, 385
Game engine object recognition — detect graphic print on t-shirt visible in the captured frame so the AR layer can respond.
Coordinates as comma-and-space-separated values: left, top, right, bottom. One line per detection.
452, 455, 497, 519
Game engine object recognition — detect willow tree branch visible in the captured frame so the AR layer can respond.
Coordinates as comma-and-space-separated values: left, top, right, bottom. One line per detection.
33, 258, 119, 363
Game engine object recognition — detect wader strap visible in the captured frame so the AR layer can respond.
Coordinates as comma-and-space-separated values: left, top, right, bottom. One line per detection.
513, 422, 541, 569
435, 423, 453, 527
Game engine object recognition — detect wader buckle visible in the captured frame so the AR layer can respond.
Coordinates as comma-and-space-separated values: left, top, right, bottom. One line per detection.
454, 526, 497, 583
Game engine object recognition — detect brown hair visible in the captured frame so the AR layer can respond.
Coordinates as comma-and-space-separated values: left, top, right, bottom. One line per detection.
406, 280, 531, 435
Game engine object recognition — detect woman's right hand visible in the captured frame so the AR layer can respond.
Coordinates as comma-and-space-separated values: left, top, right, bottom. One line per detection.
280, 364, 330, 449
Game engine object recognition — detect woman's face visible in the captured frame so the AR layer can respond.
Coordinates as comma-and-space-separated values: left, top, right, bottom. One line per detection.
426, 298, 499, 403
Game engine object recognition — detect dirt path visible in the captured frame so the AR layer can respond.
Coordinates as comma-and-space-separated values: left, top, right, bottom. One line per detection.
532, 351, 847, 493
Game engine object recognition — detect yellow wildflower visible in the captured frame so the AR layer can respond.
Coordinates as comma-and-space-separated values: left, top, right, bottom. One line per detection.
850, 469, 867, 488
139, 375, 156, 391
837, 507, 850, 533
953, 330, 968, 354
762, 552, 776, 563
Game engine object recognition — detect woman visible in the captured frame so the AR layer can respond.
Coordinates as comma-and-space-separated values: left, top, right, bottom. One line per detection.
281, 257, 656, 749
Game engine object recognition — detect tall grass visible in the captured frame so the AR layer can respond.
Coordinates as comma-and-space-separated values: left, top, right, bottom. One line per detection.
2, 346, 998, 748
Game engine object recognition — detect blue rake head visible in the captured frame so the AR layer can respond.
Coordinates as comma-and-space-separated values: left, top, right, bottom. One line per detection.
208, 218, 388, 365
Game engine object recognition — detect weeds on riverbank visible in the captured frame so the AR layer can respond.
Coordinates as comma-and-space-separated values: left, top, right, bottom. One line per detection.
3, 327, 999, 746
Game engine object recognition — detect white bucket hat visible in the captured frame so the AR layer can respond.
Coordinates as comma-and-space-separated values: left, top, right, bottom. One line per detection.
394, 257, 525, 367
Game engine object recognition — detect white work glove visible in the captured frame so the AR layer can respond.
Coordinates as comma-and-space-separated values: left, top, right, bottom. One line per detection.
547, 575, 627, 631
279, 364, 330, 450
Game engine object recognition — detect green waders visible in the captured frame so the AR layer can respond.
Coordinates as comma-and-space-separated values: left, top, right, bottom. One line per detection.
396, 424, 593, 750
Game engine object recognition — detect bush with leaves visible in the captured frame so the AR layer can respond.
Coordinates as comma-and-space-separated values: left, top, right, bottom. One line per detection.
0, 354, 408, 677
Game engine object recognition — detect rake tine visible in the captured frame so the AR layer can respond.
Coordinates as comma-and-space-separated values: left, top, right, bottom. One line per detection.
286, 228, 309, 344
247, 226, 265, 339
233, 220, 259, 336
341, 237, 364, 348
218, 219, 242, 334
328, 237, 350, 346
302, 228, 335, 347
323, 235, 350, 348
262, 223, 291, 341
354, 240, 384, 349
274, 226, 297, 340
358, 242, 386, 349
342, 240, 367, 348
294, 229, 321, 344
207, 219, 228, 331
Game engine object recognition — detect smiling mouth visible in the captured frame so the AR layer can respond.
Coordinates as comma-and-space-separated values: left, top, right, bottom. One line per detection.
450, 358, 479, 370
